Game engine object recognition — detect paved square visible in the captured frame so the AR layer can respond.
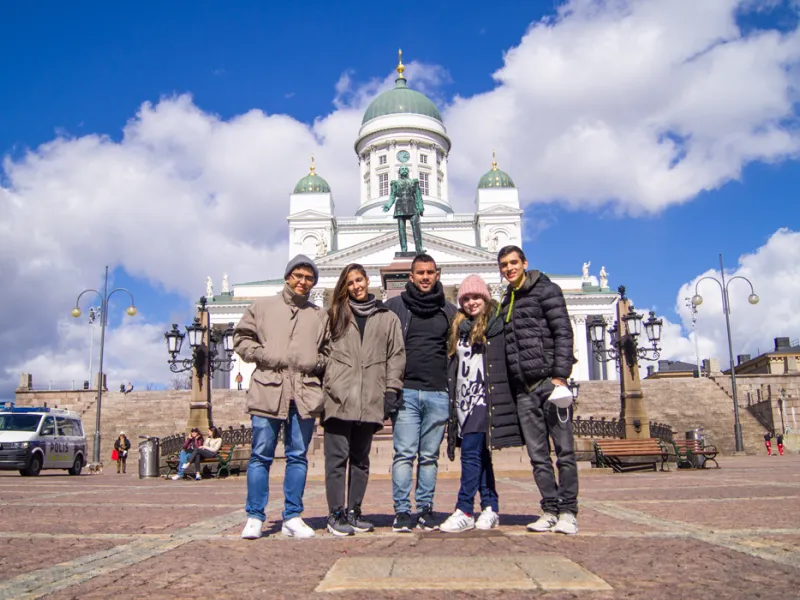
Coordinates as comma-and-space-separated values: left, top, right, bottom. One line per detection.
0, 455, 797, 599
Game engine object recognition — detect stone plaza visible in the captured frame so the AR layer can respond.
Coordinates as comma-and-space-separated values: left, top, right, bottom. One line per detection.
0, 455, 798, 599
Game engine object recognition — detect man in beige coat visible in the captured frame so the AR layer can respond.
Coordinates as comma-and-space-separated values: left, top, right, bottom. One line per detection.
235, 255, 328, 540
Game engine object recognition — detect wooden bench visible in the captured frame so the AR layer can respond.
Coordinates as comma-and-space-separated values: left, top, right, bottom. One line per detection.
671, 439, 719, 469
165, 444, 237, 478
594, 439, 669, 473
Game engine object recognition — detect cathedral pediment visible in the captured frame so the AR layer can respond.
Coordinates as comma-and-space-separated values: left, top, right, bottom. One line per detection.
477, 205, 523, 215
287, 209, 335, 221
315, 232, 497, 272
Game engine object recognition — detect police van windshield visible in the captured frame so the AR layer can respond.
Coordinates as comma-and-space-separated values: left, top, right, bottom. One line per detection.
0, 414, 42, 432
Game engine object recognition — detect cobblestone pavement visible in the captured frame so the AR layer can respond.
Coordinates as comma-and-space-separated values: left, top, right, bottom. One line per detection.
0, 455, 798, 599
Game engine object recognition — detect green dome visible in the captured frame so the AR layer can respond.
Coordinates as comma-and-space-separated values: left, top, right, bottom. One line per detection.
362, 78, 442, 125
293, 161, 331, 194
478, 161, 515, 189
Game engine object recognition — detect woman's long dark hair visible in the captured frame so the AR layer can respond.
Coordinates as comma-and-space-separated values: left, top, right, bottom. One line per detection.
208, 426, 220, 439
328, 263, 368, 341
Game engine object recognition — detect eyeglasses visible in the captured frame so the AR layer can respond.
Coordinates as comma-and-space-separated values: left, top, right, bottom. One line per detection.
289, 272, 315, 284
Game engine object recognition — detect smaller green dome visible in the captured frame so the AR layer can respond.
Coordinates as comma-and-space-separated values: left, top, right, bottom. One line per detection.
293, 158, 331, 194
478, 155, 515, 189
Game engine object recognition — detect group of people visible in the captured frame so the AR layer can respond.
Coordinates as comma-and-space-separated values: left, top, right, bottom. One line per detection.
171, 426, 223, 480
764, 430, 785, 456
233, 246, 578, 540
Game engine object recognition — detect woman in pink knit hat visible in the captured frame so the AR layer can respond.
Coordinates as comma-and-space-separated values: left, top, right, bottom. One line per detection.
440, 275, 522, 533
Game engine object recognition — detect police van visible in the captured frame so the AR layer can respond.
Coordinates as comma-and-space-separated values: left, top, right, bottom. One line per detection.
0, 406, 87, 476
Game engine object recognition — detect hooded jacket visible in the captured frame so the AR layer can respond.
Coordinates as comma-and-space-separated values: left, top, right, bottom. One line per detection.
322, 302, 405, 428
234, 284, 328, 419
498, 270, 575, 390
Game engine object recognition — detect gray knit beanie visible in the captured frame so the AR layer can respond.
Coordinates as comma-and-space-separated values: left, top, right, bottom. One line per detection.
284, 254, 319, 285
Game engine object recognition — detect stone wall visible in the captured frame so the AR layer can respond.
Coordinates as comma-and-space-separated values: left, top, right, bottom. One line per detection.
15, 374, 786, 460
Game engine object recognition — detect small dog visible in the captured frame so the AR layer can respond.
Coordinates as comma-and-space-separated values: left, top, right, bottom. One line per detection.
87, 462, 104, 474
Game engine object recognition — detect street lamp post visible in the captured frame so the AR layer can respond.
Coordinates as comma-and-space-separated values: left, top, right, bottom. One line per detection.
71, 266, 137, 463
87, 306, 101, 387
691, 254, 760, 453
684, 297, 700, 377
164, 296, 235, 430
587, 286, 663, 439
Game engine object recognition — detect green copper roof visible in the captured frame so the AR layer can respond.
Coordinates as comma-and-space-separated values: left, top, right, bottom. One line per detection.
478, 165, 515, 189
362, 78, 442, 125
294, 158, 331, 194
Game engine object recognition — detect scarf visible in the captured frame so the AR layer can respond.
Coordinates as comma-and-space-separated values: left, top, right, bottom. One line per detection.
401, 281, 446, 317
282, 282, 311, 308
458, 313, 504, 342
349, 294, 379, 318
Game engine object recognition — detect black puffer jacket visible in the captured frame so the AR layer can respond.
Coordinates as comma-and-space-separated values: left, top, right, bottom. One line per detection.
446, 324, 522, 457
499, 270, 575, 390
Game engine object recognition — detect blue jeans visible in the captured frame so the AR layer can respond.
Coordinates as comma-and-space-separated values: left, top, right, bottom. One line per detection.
456, 432, 498, 515
177, 449, 190, 476
391, 389, 449, 514
245, 402, 316, 522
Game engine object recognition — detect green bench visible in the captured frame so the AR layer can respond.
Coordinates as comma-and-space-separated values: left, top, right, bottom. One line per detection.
671, 439, 719, 469
165, 443, 237, 478
594, 438, 670, 473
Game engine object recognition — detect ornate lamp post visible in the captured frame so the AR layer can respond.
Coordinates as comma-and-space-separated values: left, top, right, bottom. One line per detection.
691, 254, 759, 453
587, 286, 663, 439
567, 378, 581, 406
164, 296, 235, 430
71, 266, 137, 463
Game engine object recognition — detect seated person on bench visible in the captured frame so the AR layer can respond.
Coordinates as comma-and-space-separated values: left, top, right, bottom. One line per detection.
182, 426, 223, 480
172, 428, 204, 480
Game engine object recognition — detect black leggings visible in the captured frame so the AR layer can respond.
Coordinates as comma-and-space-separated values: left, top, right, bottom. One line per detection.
323, 418, 375, 513
188, 448, 217, 473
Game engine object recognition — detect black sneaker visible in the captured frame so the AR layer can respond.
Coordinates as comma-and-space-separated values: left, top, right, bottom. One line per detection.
416, 507, 441, 531
347, 507, 375, 533
392, 512, 413, 533
327, 510, 355, 537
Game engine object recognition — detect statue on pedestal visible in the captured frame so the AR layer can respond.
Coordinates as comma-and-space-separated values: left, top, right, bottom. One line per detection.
205, 276, 213, 299
582, 261, 591, 282
383, 166, 424, 254
599, 266, 608, 289
221, 273, 229, 294
316, 236, 328, 257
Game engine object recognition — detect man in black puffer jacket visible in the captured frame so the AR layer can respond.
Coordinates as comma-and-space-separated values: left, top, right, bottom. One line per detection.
497, 245, 579, 535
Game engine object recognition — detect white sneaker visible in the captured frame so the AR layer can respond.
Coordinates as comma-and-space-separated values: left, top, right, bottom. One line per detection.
181, 462, 190, 470
241, 518, 263, 540
195, 473, 202, 481
170, 474, 181, 481
527, 512, 558, 532
281, 516, 316, 539
475, 507, 500, 530
440, 509, 475, 533
552, 512, 578, 535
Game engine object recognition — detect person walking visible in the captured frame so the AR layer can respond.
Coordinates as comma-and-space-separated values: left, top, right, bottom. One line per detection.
776, 432, 784, 456
235, 254, 328, 540
235, 372, 243, 391
322, 264, 405, 536
171, 428, 204, 480
440, 275, 522, 533
764, 431, 773, 456
182, 426, 223, 480
497, 245, 579, 535
114, 432, 131, 474
385, 253, 457, 532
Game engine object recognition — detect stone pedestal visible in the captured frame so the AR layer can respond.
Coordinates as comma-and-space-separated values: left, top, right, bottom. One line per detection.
380, 257, 414, 300
618, 298, 650, 440
186, 306, 213, 434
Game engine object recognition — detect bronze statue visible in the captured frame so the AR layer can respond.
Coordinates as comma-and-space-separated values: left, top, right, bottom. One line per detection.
383, 166, 424, 254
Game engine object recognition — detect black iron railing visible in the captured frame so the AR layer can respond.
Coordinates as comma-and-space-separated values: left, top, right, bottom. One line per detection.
572, 416, 624, 439
649, 422, 674, 443
160, 433, 185, 457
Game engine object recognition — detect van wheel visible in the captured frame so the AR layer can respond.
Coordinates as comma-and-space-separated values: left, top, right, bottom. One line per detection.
24, 454, 42, 477
19, 470, 28, 477
68, 457, 83, 476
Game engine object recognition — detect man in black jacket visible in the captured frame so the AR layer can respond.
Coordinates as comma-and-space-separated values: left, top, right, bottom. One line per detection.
497, 245, 579, 535
385, 254, 457, 533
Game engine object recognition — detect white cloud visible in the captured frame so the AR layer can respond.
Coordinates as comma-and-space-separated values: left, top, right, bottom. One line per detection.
1, 0, 799, 394
657, 228, 800, 369
444, 0, 800, 213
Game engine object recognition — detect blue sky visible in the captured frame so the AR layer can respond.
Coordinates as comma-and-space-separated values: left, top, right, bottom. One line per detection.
1, 0, 799, 392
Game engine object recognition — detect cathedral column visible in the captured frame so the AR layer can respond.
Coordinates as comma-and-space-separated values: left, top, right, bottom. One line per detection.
312, 289, 326, 308
603, 314, 618, 381
570, 314, 590, 381
369, 145, 378, 202
490, 283, 505, 302
439, 149, 449, 204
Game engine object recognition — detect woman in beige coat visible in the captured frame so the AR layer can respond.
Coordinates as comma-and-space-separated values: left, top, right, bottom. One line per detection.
323, 263, 405, 536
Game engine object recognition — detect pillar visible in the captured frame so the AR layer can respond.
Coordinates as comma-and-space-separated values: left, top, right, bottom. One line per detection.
603, 314, 618, 382
570, 314, 590, 381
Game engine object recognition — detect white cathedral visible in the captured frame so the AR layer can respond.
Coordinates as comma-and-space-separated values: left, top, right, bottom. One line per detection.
206, 55, 619, 388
